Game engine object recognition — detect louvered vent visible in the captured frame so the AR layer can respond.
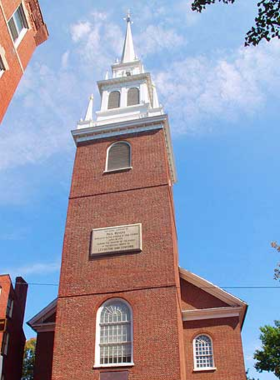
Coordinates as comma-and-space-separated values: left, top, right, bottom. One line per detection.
108, 91, 120, 109
127, 88, 140, 106
107, 142, 131, 171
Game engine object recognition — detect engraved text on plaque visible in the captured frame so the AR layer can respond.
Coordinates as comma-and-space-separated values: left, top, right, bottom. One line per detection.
91, 223, 142, 256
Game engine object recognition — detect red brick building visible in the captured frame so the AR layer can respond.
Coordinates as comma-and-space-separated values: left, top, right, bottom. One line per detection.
0, 0, 48, 123
0, 275, 28, 380
29, 14, 248, 380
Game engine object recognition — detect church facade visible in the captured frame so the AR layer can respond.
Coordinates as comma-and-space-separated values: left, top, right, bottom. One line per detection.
29, 15, 248, 380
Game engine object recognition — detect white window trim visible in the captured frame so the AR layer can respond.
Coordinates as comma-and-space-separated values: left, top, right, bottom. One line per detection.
8, 3, 29, 48
2, 333, 9, 356
0, 46, 9, 78
193, 334, 216, 371
107, 90, 121, 110
105, 141, 132, 173
94, 298, 134, 368
127, 86, 140, 107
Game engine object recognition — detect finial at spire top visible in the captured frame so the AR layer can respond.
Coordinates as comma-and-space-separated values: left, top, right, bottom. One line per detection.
121, 10, 136, 63
124, 9, 132, 23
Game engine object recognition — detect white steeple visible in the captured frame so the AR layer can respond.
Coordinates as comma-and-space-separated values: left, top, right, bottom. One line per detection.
121, 11, 136, 63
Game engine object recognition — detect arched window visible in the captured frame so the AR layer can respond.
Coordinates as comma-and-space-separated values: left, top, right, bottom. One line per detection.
193, 335, 214, 370
95, 299, 133, 366
106, 142, 131, 172
127, 87, 140, 106
108, 91, 120, 109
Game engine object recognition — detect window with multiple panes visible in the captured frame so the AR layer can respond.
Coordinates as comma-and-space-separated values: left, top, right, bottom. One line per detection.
97, 299, 132, 365
193, 335, 214, 369
6, 298, 13, 318
2, 332, 9, 356
0, 55, 5, 72
108, 91, 120, 109
106, 142, 131, 172
8, 4, 28, 43
127, 87, 140, 106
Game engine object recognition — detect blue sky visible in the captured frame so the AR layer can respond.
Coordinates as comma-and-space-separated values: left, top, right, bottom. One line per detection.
1, 0, 280, 378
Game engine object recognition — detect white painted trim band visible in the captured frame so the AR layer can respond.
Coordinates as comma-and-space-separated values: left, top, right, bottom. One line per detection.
182, 306, 243, 321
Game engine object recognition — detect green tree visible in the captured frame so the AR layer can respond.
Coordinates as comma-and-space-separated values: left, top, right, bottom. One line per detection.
191, 0, 280, 46
22, 338, 36, 380
271, 242, 280, 281
254, 321, 280, 378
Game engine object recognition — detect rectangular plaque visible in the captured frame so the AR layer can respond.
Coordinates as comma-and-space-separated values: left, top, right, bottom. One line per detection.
91, 223, 142, 256
100, 371, 128, 380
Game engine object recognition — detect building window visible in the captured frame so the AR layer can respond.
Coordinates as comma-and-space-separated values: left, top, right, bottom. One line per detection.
193, 335, 214, 370
127, 88, 140, 106
95, 299, 133, 366
106, 142, 131, 172
2, 332, 9, 356
8, 4, 28, 43
108, 91, 120, 109
6, 298, 13, 318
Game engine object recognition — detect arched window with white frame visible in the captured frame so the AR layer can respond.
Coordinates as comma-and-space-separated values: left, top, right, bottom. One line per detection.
193, 334, 215, 370
127, 87, 140, 106
106, 141, 131, 172
108, 91, 120, 109
95, 299, 133, 366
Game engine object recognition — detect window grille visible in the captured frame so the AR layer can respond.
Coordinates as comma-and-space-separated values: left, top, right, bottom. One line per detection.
8, 4, 28, 43
194, 335, 214, 369
108, 91, 120, 109
127, 88, 139, 106
106, 142, 131, 171
98, 300, 132, 365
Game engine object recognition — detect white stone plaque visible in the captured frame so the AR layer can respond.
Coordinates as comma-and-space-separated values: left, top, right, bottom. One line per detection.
91, 223, 142, 256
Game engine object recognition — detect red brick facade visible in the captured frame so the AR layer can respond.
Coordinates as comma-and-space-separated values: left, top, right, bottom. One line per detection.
0, 0, 48, 123
29, 125, 247, 380
0, 275, 28, 380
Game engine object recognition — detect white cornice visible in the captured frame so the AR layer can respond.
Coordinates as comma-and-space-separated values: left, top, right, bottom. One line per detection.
182, 306, 243, 322
27, 298, 57, 331
72, 114, 177, 183
179, 268, 248, 328
29, 322, 55, 333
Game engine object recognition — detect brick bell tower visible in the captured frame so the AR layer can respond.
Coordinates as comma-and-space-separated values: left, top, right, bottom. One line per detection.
51, 13, 186, 380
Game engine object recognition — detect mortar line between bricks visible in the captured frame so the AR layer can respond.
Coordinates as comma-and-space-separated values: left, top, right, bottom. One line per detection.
68, 182, 170, 200
58, 283, 178, 300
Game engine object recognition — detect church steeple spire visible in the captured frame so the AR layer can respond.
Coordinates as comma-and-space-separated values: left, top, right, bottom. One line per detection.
121, 10, 136, 63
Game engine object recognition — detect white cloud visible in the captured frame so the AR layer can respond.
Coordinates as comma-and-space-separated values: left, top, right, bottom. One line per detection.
155, 39, 280, 134
4, 261, 60, 278
70, 21, 91, 42
135, 25, 185, 57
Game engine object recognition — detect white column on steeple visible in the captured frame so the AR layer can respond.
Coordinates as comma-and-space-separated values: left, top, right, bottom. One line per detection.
152, 84, 160, 108
121, 10, 136, 63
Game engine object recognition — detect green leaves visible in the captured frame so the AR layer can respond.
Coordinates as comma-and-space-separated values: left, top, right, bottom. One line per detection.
254, 321, 280, 378
22, 338, 36, 380
191, 0, 280, 46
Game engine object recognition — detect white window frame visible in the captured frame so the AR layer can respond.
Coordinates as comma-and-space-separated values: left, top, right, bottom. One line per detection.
107, 90, 121, 110
0, 46, 8, 78
193, 334, 216, 371
127, 86, 140, 107
8, 3, 29, 48
105, 141, 132, 173
94, 298, 134, 368
6, 298, 13, 318
2, 333, 9, 356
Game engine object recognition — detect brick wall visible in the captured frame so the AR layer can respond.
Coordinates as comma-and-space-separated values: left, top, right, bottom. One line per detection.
0, 276, 28, 380
34, 331, 55, 380
0, 0, 48, 123
52, 129, 186, 380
